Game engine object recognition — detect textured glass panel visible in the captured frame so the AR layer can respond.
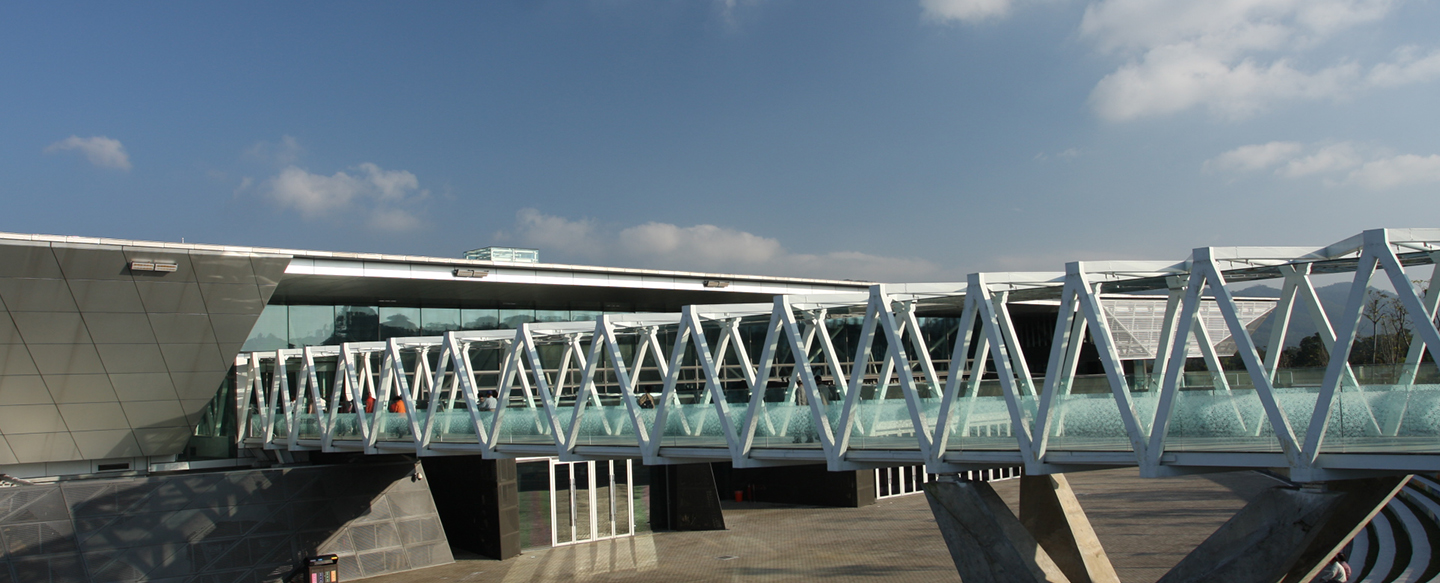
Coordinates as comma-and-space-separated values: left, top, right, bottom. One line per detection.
335, 306, 380, 343
421, 308, 461, 335
534, 310, 570, 323
287, 306, 335, 348
494, 406, 552, 444
461, 309, 499, 330
242, 305, 288, 352
569, 310, 602, 323
499, 309, 535, 330
379, 308, 420, 340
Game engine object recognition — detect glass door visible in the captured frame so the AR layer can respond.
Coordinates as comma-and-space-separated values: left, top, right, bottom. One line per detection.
549, 459, 636, 546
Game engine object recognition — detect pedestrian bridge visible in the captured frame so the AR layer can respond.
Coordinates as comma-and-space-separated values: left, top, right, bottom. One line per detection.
238, 228, 1440, 483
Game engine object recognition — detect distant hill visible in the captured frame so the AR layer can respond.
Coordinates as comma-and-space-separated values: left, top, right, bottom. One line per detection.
1231, 282, 1392, 349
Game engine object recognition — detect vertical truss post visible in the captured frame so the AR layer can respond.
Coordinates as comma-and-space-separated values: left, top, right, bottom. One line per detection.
739, 298, 793, 464
930, 288, 980, 467
519, 324, 568, 452
1032, 279, 1081, 466
1398, 251, 1440, 386
1071, 264, 1150, 466
972, 274, 1034, 461
565, 320, 608, 455
780, 295, 838, 464
1148, 277, 1185, 392
1193, 251, 1303, 471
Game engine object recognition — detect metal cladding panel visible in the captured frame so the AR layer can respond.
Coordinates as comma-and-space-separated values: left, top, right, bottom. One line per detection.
51, 245, 133, 281
26, 344, 107, 376
57, 403, 130, 431
119, 400, 189, 429
67, 279, 146, 313
0, 316, 19, 345
132, 281, 209, 314
83, 313, 158, 345
95, 344, 169, 375
0, 279, 77, 313
0, 240, 290, 465
0, 377, 52, 406
107, 373, 177, 402
0, 243, 63, 279
9, 312, 90, 345
0, 346, 36, 377
40, 374, 117, 404
5, 433, 81, 463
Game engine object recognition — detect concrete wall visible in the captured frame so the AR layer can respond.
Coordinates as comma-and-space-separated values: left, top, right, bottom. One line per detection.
0, 460, 450, 582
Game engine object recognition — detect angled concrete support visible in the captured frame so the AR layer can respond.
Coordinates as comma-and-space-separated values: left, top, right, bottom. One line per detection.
1020, 474, 1121, 583
1158, 475, 1408, 583
924, 477, 1071, 583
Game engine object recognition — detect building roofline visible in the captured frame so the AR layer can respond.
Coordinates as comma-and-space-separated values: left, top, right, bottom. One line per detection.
0, 230, 875, 288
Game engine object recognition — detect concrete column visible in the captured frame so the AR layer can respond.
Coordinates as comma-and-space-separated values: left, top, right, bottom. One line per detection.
422, 456, 521, 560
1157, 475, 1408, 583
1020, 474, 1121, 583
923, 477, 1072, 583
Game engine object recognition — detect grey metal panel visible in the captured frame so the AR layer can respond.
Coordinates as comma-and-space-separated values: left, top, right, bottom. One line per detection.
133, 281, 208, 314
131, 427, 191, 456
67, 279, 146, 313
198, 283, 264, 315
168, 371, 227, 403
209, 314, 262, 346
0, 404, 69, 434
58, 403, 129, 431
119, 400, 188, 429
41, 374, 119, 404
0, 435, 16, 464
51, 244, 132, 281
217, 343, 244, 364
251, 256, 292, 288
5, 433, 81, 463
0, 375, 54, 405
95, 344, 169, 374
70, 430, 144, 459
147, 314, 218, 345
180, 399, 214, 427
158, 343, 226, 373
26, 343, 107, 376
0, 241, 62, 278
189, 253, 256, 284
121, 247, 197, 282
83, 313, 158, 344
0, 344, 38, 377
108, 373, 179, 402
10, 312, 92, 345
0, 278, 77, 312
0, 313, 20, 344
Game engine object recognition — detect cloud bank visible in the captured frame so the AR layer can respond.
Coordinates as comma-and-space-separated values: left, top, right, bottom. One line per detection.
924, 0, 1440, 121
497, 208, 940, 282
45, 135, 131, 170
263, 163, 428, 230
1207, 140, 1440, 189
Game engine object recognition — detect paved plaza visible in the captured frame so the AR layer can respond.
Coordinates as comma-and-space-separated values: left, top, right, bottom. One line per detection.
358, 468, 1277, 583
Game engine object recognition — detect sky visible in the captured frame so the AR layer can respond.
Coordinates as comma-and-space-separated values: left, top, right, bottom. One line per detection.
3, 0, 1439, 282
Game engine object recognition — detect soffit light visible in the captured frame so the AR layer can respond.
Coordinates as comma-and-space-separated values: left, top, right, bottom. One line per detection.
703, 280, 730, 288
454, 269, 490, 278
130, 261, 178, 273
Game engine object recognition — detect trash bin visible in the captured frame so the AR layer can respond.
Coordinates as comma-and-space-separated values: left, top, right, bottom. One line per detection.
303, 554, 339, 582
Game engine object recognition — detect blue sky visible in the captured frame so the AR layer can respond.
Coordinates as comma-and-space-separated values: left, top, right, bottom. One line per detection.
3, 1, 1439, 281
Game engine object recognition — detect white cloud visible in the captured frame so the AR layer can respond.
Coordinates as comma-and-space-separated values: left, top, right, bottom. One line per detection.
1078, 0, 1440, 121
44, 135, 131, 170
1208, 140, 1440, 190
1346, 154, 1440, 189
1204, 141, 1304, 172
245, 135, 304, 166
498, 209, 940, 281
263, 162, 427, 230
921, 0, 1019, 23
1277, 142, 1361, 177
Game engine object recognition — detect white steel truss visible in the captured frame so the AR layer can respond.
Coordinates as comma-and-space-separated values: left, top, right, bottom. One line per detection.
236, 229, 1440, 481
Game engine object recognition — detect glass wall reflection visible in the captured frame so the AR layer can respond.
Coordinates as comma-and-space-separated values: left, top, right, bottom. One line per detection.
242, 304, 635, 351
